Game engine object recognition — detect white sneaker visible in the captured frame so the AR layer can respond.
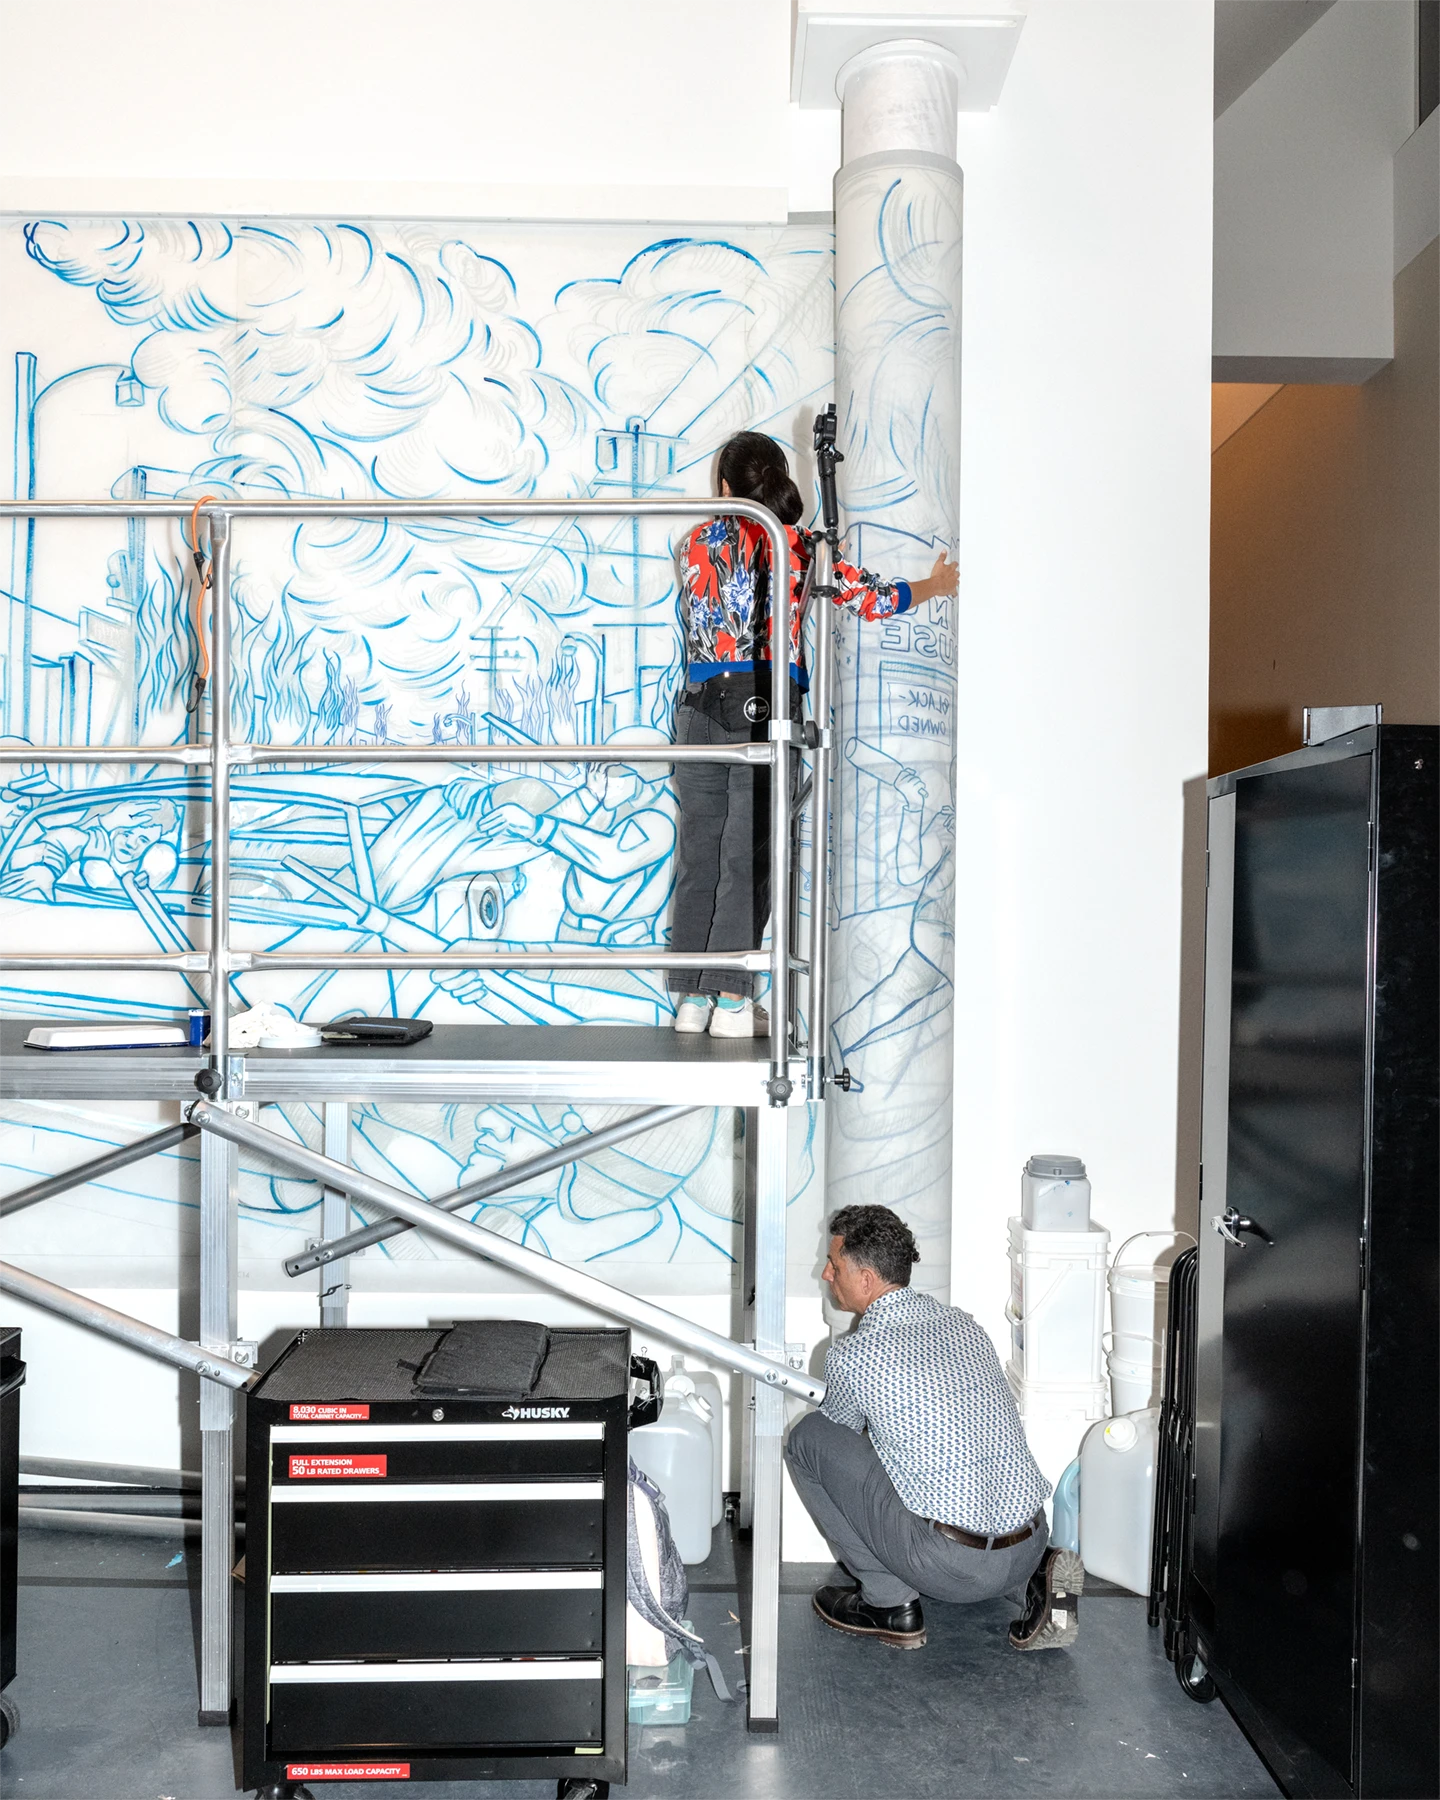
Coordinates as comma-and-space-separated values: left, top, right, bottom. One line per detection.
673, 994, 714, 1034
709, 998, 769, 1039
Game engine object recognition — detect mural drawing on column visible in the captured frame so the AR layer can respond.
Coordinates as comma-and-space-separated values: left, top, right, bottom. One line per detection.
0, 218, 833, 1291
829, 161, 962, 1295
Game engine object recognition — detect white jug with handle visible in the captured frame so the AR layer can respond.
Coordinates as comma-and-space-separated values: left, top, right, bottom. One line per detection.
1079, 1409, 1159, 1596
631, 1370, 717, 1565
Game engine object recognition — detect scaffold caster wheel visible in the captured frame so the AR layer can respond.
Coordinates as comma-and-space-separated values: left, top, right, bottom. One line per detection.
556, 1780, 609, 1799
253, 1785, 314, 1800
0, 1691, 18, 1745
1176, 1652, 1216, 1703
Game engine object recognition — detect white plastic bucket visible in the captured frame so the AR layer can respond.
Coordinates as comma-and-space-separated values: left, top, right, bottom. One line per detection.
1107, 1352, 1158, 1415
1108, 1231, 1196, 1345
1007, 1218, 1110, 1388
1005, 1363, 1111, 1492
1104, 1329, 1163, 1366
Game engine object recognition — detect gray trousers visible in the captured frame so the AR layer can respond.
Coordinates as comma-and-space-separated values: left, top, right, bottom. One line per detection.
785, 1410, 1049, 1610
668, 698, 796, 999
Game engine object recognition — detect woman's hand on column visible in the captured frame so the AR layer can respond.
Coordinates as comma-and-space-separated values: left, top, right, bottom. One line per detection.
908, 551, 959, 606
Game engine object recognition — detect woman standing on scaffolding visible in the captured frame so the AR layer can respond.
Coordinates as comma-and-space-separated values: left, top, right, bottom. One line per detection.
669, 431, 958, 1038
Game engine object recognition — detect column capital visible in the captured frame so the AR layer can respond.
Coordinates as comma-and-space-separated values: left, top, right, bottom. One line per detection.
792, 6, 1024, 111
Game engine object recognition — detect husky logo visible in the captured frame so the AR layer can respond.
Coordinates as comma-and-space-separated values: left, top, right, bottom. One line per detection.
501, 1405, 571, 1420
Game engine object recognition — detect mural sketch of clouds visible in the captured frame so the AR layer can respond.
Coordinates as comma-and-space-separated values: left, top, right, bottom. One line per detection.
0, 215, 831, 1294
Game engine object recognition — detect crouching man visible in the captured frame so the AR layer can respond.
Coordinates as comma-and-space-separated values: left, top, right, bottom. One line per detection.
785, 1204, 1082, 1652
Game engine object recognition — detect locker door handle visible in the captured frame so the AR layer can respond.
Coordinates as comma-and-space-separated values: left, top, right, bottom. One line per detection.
1212, 1208, 1275, 1247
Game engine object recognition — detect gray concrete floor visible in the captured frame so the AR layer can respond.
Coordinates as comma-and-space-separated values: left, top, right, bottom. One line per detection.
3, 1521, 1279, 1800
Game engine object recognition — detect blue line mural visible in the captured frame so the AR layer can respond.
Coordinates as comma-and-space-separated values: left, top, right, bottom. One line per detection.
0, 217, 833, 1290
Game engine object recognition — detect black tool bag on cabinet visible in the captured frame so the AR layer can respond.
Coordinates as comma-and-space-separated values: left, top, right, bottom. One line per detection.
412, 1320, 549, 1397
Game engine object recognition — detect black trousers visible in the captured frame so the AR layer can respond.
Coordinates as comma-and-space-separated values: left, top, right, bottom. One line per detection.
668, 682, 799, 999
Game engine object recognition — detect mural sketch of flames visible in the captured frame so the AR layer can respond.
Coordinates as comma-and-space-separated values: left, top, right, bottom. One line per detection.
0, 210, 960, 1298
0, 217, 832, 1290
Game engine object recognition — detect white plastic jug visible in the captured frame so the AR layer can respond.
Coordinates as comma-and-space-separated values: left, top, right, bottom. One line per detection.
1021, 1154, 1091, 1231
665, 1359, 724, 1527
630, 1384, 715, 1565
1078, 1409, 1159, 1596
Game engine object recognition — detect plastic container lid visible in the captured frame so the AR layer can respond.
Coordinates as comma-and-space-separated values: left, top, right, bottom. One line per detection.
1024, 1154, 1087, 1180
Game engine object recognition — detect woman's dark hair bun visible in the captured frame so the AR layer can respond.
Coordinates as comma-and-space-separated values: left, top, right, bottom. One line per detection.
716, 431, 805, 527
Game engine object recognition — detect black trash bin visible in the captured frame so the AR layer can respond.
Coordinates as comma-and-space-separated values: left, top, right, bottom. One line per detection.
0, 1324, 25, 1747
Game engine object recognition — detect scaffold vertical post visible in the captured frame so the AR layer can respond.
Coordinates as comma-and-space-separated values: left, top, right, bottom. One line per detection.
319, 1103, 351, 1327
766, 517, 792, 1095
197, 1121, 238, 1724
207, 509, 233, 1087
738, 1111, 758, 1533
806, 527, 836, 1100
746, 1097, 788, 1731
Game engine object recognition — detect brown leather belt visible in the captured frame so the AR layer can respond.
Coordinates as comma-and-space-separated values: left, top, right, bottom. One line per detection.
929, 1510, 1043, 1552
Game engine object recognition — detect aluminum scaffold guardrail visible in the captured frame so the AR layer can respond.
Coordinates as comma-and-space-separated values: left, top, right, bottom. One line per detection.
0, 493, 838, 1736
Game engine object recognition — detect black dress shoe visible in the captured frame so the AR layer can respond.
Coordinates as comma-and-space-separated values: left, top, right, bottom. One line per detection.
1008, 1547, 1083, 1650
813, 1582, 926, 1649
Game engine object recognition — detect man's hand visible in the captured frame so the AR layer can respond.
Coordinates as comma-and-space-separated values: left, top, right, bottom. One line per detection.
908, 552, 959, 607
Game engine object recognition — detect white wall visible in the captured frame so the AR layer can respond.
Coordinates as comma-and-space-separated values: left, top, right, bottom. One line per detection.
1213, 0, 1417, 377
0, 0, 1216, 1541
0, 0, 792, 222
943, 0, 1213, 1361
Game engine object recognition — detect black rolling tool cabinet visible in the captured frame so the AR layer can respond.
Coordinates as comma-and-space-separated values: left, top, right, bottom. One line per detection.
1, 1325, 23, 1748
1193, 725, 1438, 1798
242, 1326, 629, 1792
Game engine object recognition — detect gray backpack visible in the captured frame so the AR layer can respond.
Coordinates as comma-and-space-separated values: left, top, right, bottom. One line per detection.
626, 1459, 732, 1700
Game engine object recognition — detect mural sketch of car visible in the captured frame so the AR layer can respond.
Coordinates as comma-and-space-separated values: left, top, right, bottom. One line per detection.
0, 769, 538, 1004
0, 743, 686, 1029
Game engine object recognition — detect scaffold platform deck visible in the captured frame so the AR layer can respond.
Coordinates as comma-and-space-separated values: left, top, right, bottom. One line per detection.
0, 1020, 802, 1106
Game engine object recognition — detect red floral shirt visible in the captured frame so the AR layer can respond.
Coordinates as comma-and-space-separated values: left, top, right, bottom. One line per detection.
679, 517, 912, 685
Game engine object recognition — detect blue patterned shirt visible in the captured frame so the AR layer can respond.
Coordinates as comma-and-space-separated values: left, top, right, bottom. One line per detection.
821, 1287, 1050, 1533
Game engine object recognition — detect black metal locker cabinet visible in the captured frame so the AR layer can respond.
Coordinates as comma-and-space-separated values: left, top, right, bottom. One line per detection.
1, 1325, 23, 1731
242, 1326, 630, 1791
1193, 725, 1438, 1799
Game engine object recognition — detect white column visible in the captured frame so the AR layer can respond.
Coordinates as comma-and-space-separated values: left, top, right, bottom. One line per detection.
827, 40, 962, 1298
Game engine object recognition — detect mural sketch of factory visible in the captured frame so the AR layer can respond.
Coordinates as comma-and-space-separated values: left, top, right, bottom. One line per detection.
0, 215, 953, 1292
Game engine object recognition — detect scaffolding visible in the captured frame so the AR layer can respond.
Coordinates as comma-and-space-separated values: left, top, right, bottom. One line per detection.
0, 494, 838, 1736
